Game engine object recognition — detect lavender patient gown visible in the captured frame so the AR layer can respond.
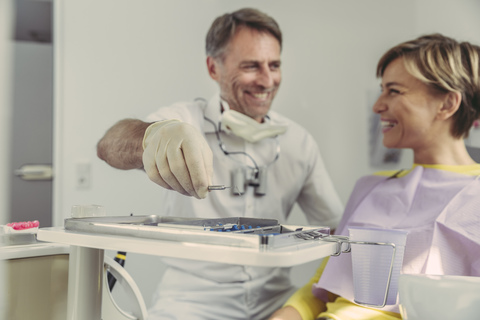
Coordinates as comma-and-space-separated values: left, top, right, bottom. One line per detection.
313, 166, 480, 313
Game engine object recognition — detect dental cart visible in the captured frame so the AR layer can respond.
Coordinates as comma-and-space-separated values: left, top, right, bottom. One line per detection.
37, 215, 341, 320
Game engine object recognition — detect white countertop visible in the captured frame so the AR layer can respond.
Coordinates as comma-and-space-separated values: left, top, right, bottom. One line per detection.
0, 241, 70, 260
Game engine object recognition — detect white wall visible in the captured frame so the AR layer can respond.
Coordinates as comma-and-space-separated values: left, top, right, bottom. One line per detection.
0, 0, 13, 316
0, 0, 13, 223
54, 0, 480, 311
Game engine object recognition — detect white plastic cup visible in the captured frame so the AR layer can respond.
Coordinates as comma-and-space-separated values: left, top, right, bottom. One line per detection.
348, 227, 408, 307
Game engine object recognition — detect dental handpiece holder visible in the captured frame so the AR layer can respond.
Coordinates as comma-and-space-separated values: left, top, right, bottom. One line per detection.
323, 227, 408, 308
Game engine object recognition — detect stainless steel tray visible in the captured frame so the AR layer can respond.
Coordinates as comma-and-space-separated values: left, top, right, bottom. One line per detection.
64, 215, 330, 250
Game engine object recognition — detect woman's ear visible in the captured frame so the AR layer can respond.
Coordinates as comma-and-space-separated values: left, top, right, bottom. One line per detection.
438, 91, 462, 120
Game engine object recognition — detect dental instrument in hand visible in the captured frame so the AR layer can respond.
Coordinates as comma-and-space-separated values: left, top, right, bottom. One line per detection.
208, 185, 232, 191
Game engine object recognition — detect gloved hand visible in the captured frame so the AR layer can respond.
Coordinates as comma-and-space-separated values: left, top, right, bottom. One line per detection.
142, 120, 213, 199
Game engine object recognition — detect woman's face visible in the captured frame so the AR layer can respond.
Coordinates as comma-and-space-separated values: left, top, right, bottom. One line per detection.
372, 57, 446, 151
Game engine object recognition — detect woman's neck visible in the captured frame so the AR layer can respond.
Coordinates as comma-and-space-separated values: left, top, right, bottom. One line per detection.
413, 139, 476, 165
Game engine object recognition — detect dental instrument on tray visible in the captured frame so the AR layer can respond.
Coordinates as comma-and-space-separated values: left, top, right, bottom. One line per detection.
63, 215, 332, 250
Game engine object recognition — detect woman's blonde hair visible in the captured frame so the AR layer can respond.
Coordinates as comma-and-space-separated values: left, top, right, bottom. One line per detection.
377, 33, 480, 138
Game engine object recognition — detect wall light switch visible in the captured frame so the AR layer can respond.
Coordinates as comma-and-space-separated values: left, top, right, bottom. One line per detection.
76, 161, 91, 189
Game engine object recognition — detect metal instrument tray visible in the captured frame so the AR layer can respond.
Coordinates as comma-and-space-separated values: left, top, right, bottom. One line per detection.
64, 215, 330, 250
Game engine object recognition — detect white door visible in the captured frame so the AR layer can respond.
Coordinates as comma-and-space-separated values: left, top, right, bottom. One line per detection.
10, 1, 53, 227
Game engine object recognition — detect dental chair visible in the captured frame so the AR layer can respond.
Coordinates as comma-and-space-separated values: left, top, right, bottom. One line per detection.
398, 274, 480, 319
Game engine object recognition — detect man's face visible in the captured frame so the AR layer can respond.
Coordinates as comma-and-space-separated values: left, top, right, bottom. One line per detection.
208, 27, 281, 123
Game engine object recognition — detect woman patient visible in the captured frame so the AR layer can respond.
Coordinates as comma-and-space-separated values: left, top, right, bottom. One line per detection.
270, 33, 480, 320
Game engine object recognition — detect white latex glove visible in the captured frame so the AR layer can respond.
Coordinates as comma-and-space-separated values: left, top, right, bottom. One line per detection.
142, 120, 213, 199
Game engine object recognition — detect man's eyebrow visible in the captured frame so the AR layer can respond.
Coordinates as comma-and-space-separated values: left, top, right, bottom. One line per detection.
239, 60, 259, 66
239, 59, 281, 65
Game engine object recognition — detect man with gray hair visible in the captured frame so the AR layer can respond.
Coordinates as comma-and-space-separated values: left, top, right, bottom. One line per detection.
97, 7, 343, 319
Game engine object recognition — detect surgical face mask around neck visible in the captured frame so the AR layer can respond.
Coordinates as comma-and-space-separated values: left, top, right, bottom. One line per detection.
220, 103, 288, 143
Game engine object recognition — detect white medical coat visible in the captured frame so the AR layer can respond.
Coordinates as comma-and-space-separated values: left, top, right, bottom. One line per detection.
145, 94, 343, 319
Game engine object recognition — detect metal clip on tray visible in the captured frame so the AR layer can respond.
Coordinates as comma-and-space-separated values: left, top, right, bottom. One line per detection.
64, 215, 331, 251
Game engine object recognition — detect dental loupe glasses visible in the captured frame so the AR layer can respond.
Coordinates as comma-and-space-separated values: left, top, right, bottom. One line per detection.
204, 116, 280, 196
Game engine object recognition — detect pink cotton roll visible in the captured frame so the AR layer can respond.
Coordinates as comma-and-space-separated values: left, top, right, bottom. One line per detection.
5, 220, 40, 230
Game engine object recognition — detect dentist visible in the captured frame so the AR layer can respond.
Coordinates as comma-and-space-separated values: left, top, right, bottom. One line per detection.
97, 8, 343, 320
